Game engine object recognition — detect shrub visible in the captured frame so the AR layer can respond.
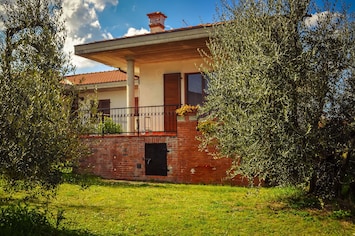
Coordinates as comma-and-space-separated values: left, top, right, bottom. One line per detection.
97, 117, 122, 134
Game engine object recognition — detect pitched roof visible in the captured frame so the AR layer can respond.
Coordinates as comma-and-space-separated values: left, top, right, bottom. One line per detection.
66, 70, 138, 86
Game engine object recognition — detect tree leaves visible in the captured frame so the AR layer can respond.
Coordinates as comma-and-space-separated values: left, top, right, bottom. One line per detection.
0, 0, 82, 192
199, 0, 355, 200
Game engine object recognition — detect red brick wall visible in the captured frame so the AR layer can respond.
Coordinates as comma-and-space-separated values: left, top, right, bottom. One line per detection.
79, 114, 237, 184
176, 115, 233, 184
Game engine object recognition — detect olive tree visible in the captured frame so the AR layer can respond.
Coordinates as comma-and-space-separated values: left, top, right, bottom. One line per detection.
199, 0, 355, 201
0, 0, 82, 191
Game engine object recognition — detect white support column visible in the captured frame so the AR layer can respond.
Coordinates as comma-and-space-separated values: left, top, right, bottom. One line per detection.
126, 58, 135, 133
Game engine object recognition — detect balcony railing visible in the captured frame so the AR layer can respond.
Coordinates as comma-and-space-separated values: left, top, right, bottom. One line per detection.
79, 105, 179, 136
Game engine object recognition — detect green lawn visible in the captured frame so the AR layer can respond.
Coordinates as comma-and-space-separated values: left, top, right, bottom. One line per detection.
1, 178, 354, 235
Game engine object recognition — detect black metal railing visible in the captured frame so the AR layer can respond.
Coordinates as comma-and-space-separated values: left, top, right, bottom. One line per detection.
79, 105, 179, 136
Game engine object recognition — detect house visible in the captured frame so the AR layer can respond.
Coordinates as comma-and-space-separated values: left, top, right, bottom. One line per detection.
66, 69, 139, 111
66, 69, 140, 132
72, 12, 248, 185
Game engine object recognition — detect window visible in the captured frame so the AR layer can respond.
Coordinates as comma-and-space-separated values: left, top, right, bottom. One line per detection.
186, 73, 208, 106
98, 99, 110, 116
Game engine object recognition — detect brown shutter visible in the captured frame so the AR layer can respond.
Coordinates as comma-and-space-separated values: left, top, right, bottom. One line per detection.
163, 73, 181, 132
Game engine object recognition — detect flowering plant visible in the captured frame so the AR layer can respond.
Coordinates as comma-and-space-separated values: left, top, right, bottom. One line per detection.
176, 104, 199, 116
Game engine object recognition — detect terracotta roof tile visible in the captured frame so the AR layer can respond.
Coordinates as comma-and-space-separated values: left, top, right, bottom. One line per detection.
66, 70, 138, 85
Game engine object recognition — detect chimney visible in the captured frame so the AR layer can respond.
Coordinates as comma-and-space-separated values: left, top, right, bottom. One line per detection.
147, 12, 167, 33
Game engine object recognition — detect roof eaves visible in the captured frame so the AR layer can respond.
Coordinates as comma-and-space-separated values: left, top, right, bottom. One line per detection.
66, 69, 139, 86
75, 23, 214, 48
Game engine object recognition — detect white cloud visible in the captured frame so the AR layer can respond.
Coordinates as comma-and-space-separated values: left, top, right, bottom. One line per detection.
124, 27, 150, 37
64, 34, 93, 70
305, 11, 327, 27
90, 20, 101, 28
87, 0, 118, 12
102, 32, 114, 39
304, 11, 342, 28
62, 0, 119, 73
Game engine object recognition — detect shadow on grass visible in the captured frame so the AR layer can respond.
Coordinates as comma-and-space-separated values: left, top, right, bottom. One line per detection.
0, 225, 95, 236
275, 190, 355, 222
0, 226, 96, 236
63, 173, 168, 189
0, 204, 97, 236
283, 192, 323, 210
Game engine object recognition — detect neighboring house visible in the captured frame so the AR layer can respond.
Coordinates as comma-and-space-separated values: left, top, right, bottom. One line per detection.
66, 69, 139, 132
71, 12, 246, 185
66, 69, 139, 111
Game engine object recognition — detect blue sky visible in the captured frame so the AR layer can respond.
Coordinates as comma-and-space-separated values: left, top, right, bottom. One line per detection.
63, 0, 355, 75
64, 0, 222, 74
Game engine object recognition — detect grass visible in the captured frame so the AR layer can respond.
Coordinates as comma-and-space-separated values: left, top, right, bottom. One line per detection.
1, 176, 354, 235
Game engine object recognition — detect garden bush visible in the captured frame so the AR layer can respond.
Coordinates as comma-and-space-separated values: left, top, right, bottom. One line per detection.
97, 117, 122, 134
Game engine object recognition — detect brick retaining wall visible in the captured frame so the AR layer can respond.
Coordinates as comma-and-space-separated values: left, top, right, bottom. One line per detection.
79, 114, 245, 185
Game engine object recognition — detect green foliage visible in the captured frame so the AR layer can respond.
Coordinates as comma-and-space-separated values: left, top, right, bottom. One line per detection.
197, 119, 217, 135
0, 0, 83, 192
0, 204, 57, 236
97, 116, 122, 134
199, 0, 355, 202
330, 209, 353, 220
75, 92, 122, 135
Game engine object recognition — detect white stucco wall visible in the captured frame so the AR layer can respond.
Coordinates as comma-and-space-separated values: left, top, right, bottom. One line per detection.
79, 86, 138, 109
139, 58, 205, 107
96, 88, 126, 108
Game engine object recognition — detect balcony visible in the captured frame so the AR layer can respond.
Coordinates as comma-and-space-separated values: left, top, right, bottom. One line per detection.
79, 105, 179, 136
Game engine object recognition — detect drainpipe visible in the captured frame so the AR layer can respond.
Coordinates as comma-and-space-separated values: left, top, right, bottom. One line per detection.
126, 58, 135, 133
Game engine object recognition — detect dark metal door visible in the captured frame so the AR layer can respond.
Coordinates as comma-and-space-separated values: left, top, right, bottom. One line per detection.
145, 143, 168, 176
